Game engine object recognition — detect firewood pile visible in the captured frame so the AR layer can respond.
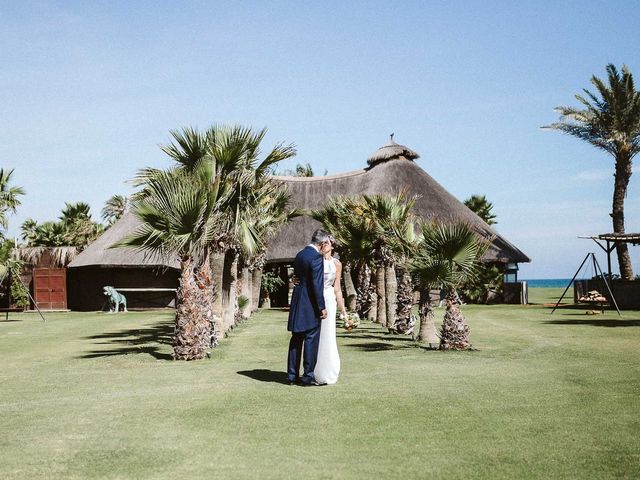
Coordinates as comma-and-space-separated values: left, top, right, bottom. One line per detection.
578, 290, 608, 304
578, 290, 607, 315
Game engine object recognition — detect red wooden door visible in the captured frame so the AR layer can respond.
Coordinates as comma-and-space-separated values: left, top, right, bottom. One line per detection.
33, 268, 67, 310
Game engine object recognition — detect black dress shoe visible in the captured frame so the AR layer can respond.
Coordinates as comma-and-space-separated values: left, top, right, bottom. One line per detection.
301, 380, 321, 387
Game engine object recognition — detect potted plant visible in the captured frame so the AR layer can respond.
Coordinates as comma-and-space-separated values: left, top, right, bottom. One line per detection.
260, 271, 284, 309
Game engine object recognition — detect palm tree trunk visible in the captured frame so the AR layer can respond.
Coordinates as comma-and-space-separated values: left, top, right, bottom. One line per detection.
355, 264, 370, 318
252, 268, 263, 310
238, 260, 252, 319
343, 263, 357, 311
375, 266, 386, 326
173, 256, 213, 360
384, 264, 397, 330
439, 291, 472, 350
356, 264, 376, 322
612, 156, 634, 280
209, 251, 225, 338
418, 289, 438, 348
222, 249, 239, 331
395, 268, 415, 334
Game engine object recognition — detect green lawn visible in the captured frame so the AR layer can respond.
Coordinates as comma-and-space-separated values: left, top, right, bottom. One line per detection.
1, 297, 639, 479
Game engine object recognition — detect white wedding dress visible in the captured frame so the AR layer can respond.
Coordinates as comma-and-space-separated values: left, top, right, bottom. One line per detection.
314, 258, 341, 385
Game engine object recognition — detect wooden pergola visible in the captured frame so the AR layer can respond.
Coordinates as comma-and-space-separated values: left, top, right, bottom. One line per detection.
578, 233, 640, 278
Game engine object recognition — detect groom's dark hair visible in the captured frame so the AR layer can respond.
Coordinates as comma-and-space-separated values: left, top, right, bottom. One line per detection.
311, 229, 331, 245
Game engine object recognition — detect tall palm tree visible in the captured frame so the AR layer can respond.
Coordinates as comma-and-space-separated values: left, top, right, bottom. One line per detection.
143, 124, 296, 334
0, 169, 25, 237
102, 195, 129, 225
545, 63, 640, 280
205, 125, 296, 331
409, 223, 487, 350
118, 163, 227, 360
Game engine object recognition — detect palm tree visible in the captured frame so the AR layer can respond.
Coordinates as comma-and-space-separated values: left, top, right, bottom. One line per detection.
102, 195, 129, 225
20, 219, 38, 245
139, 124, 296, 336
295, 163, 314, 177
0, 169, 25, 237
545, 63, 640, 280
360, 192, 416, 331
409, 223, 487, 350
58, 202, 103, 248
312, 195, 378, 319
243, 186, 299, 316
464, 195, 497, 226
202, 125, 296, 331
16, 202, 102, 268
60, 202, 91, 223
312, 192, 416, 330
118, 164, 226, 360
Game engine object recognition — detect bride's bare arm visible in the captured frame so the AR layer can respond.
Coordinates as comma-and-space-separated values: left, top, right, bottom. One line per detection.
333, 259, 348, 317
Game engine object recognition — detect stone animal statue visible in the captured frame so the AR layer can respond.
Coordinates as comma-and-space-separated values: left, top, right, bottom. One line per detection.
103, 286, 127, 313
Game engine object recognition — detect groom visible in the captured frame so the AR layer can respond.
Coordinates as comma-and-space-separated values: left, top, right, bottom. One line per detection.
287, 229, 330, 386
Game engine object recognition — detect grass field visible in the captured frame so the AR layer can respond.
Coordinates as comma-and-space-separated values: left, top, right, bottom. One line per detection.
1, 292, 639, 479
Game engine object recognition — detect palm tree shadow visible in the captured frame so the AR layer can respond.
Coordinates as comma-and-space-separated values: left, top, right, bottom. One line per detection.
343, 341, 418, 352
338, 322, 418, 352
338, 332, 415, 342
237, 369, 290, 384
77, 320, 174, 360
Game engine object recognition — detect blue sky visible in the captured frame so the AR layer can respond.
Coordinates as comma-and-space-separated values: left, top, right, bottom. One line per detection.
1, 1, 639, 278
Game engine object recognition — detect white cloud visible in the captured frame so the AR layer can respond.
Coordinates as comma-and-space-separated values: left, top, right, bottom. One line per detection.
574, 169, 611, 181
572, 164, 640, 182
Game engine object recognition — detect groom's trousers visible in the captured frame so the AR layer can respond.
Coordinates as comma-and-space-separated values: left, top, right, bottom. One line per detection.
287, 325, 320, 384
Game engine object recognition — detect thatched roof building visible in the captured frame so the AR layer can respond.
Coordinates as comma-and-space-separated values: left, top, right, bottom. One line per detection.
68, 136, 528, 309
69, 211, 179, 270
266, 137, 529, 265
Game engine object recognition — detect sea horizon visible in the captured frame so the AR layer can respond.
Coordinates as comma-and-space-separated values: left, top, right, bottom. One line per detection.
521, 278, 580, 288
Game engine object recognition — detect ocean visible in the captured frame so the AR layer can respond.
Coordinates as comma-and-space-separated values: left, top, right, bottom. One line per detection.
522, 278, 577, 288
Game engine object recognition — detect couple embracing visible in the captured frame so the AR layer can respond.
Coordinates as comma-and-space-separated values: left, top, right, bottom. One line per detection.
287, 229, 347, 386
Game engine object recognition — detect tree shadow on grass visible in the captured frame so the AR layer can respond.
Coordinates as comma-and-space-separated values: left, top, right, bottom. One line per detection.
543, 318, 640, 327
343, 341, 418, 352
237, 369, 290, 384
77, 320, 174, 360
337, 322, 419, 352
337, 333, 415, 342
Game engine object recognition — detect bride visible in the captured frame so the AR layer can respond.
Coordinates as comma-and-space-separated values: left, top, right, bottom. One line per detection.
314, 236, 347, 385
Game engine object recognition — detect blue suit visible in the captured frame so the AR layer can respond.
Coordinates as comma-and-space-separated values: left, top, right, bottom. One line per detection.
287, 245, 326, 384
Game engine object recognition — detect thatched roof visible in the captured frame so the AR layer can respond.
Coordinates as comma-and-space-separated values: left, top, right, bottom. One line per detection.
68, 211, 179, 269
267, 157, 530, 264
367, 134, 419, 167
70, 139, 529, 269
